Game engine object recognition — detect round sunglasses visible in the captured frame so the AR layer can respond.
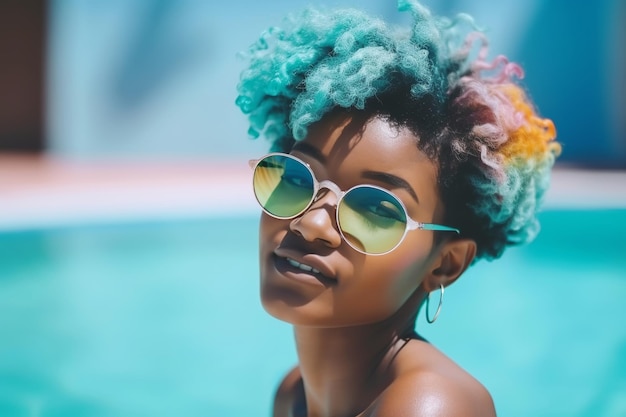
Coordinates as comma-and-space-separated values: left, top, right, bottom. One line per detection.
250, 153, 460, 255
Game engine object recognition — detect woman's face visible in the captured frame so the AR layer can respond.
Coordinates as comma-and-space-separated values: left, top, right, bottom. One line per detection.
258, 112, 446, 327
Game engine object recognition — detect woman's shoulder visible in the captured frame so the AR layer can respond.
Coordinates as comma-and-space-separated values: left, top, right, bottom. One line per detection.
272, 340, 496, 417
364, 339, 496, 417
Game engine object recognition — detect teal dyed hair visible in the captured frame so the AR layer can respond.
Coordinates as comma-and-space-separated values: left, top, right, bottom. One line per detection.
236, 0, 560, 261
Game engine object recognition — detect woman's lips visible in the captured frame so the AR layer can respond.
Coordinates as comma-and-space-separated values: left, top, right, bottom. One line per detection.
272, 251, 337, 286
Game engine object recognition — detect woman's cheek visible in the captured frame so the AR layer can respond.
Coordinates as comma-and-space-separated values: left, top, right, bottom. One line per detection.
391, 245, 434, 280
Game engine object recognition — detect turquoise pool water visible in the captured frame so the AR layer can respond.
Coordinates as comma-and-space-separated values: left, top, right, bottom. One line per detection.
1, 209, 625, 417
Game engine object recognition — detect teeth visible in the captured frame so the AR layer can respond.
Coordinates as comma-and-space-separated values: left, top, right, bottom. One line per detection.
287, 258, 321, 275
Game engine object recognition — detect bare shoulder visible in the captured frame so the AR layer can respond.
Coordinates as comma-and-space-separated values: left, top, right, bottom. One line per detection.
363, 341, 496, 417
364, 369, 496, 417
273, 365, 306, 417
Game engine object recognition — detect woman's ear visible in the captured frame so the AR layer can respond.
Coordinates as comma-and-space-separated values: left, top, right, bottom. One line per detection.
422, 239, 477, 292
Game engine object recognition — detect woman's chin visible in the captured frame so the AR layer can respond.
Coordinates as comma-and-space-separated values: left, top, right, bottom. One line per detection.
259, 290, 334, 327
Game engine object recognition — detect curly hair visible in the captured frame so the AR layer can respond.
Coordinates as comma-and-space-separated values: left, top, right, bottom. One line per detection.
235, 0, 560, 261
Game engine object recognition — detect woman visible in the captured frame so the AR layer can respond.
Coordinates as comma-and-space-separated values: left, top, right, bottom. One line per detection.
236, 1, 560, 416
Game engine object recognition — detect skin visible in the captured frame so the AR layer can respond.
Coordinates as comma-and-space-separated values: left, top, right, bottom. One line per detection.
258, 110, 495, 417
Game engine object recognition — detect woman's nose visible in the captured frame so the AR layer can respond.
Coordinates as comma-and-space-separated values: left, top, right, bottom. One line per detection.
289, 190, 342, 249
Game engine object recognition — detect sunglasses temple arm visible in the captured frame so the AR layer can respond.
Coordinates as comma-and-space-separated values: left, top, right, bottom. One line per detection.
420, 223, 461, 234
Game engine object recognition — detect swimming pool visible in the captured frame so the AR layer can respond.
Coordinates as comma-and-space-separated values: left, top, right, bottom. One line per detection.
0, 209, 624, 417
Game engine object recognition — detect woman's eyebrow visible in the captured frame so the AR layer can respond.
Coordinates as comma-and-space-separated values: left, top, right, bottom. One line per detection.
291, 142, 327, 164
361, 171, 420, 203
291, 143, 419, 203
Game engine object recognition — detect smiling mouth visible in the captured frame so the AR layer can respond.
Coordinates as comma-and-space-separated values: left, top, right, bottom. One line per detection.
273, 255, 336, 286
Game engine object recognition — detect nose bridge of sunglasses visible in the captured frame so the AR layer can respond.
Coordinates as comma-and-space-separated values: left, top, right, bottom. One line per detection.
315, 180, 344, 206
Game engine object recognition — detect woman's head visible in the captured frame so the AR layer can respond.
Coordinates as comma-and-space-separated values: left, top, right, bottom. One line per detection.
236, 0, 560, 263
253, 111, 474, 326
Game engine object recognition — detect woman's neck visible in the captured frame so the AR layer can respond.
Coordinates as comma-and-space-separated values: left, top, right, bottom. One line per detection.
292, 295, 422, 417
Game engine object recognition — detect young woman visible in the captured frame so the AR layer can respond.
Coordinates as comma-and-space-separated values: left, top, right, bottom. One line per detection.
236, 1, 560, 416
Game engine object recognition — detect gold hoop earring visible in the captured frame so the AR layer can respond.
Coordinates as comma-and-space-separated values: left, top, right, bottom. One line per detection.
425, 283, 444, 324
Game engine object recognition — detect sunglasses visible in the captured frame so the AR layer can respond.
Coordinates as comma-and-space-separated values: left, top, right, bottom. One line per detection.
250, 153, 460, 255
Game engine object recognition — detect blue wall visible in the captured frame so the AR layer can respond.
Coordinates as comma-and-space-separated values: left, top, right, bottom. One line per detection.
47, 0, 625, 167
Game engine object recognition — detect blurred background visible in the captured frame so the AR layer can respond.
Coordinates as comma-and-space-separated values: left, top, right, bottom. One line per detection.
1, 0, 625, 163
0, 1, 625, 416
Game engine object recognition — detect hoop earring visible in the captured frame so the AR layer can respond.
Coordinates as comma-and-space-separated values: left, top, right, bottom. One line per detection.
425, 283, 444, 324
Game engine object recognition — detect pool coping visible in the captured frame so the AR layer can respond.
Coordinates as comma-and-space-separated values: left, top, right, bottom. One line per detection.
1, 154, 625, 231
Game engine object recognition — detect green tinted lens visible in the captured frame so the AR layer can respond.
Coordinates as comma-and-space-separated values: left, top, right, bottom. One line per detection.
338, 186, 408, 254
253, 155, 315, 218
